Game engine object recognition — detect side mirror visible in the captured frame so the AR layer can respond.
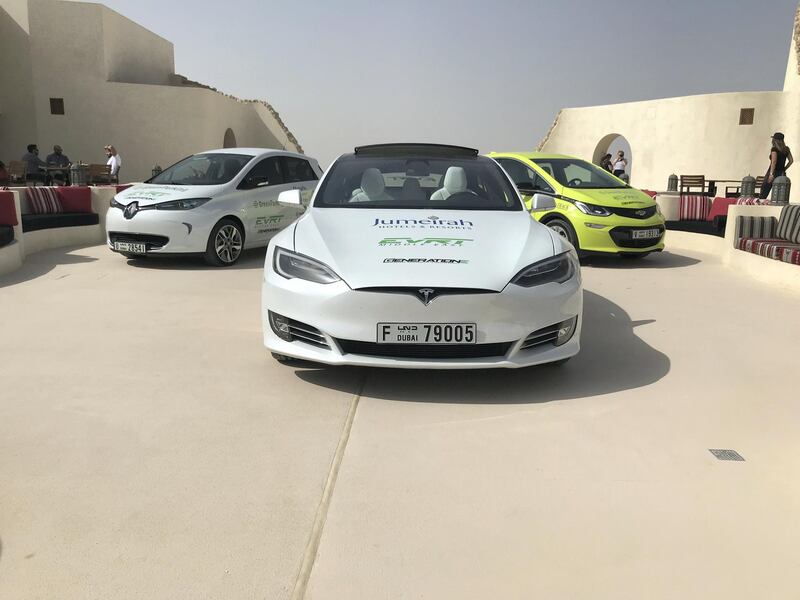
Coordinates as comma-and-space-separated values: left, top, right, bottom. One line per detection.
278, 189, 302, 206
531, 193, 556, 212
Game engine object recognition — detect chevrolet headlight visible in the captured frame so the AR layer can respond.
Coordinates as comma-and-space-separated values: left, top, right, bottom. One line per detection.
154, 198, 211, 210
511, 252, 577, 287
574, 201, 612, 216
274, 247, 340, 284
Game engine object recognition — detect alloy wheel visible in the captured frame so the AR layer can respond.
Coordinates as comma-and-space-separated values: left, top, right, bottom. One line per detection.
215, 224, 243, 263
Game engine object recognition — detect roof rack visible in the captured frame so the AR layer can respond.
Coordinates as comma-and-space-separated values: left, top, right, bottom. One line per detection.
353, 143, 479, 157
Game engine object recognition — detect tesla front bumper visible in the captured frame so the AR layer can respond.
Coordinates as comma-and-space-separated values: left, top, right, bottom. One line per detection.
262, 269, 582, 369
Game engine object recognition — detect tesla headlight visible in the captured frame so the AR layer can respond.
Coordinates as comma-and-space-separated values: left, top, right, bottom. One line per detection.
574, 201, 612, 217
154, 198, 211, 210
273, 247, 340, 284
511, 252, 576, 287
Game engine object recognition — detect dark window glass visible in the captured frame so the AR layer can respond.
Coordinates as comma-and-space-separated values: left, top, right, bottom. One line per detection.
533, 158, 627, 189
240, 157, 284, 189
739, 108, 755, 125
282, 157, 317, 183
50, 98, 65, 115
497, 158, 555, 193
314, 155, 521, 210
148, 153, 252, 185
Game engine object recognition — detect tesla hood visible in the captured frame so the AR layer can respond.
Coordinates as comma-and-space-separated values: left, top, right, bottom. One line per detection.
293, 209, 556, 290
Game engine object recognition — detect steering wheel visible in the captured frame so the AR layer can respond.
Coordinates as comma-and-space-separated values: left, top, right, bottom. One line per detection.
568, 178, 583, 187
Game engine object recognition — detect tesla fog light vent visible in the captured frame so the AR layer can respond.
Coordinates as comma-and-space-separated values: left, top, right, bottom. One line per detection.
268, 311, 329, 349
521, 317, 578, 350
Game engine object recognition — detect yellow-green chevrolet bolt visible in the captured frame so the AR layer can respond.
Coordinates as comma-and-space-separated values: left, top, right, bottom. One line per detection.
488, 152, 665, 258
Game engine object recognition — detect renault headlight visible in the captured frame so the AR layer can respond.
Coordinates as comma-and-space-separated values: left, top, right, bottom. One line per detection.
274, 247, 340, 284
574, 201, 612, 217
511, 252, 576, 287
155, 198, 211, 210
109, 198, 124, 209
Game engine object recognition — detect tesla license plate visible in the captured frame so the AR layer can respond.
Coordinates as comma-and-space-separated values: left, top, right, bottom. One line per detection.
632, 229, 661, 240
377, 323, 476, 344
113, 241, 146, 254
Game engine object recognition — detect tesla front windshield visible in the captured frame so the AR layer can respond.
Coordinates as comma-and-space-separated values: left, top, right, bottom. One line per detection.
148, 153, 252, 186
314, 155, 522, 210
533, 158, 628, 189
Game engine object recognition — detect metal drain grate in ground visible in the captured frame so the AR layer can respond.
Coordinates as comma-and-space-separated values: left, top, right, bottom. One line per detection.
709, 449, 745, 461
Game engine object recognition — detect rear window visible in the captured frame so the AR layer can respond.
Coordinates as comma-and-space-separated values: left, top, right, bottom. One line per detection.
313, 155, 522, 211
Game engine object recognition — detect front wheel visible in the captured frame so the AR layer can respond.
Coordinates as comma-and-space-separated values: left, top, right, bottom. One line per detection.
545, 218, 578, 250
204, 218, 244, 267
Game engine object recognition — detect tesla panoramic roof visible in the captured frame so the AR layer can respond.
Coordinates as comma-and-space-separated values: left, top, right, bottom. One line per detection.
353, 143, 480, 157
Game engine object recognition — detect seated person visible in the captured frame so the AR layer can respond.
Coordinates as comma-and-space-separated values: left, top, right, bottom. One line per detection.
46, 145, 71, 184
0, 161, 9, 186
22, 144, 47, 183
431, 166, 474, 200
351, 168, 393, 202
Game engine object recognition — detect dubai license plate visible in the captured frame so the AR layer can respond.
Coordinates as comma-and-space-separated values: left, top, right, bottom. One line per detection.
377, 323, 477, 344
632, 229, 661, 240
114, 241, 146, 254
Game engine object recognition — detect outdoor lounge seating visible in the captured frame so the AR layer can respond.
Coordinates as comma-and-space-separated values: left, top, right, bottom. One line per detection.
88, 163, 118, 184
736, 204, 800, 265
21, 187, 99, 232
679, 175, 707, 195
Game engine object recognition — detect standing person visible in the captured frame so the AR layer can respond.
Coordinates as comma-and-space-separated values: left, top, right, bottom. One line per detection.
599, 153, 613, 172
759, 132, 793, 200
105, 145, 122, 182
22, 144, 48, 183
612, 150, 628, 178
46, 144, 71, 185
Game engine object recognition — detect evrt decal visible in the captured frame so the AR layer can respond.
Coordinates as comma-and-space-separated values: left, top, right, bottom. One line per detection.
383, 258, 469, 264
372, 216, 474, 231
378, 237, 474, 247
256, 215, 284, 233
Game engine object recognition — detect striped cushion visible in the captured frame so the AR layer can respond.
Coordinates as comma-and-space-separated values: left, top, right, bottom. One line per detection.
738, 238, 800, 260
776, 204, 800, 244
736, 215, 777, 241
26, 187, 63, 214
735, 196, 765, 205
679, 194, 711, 220
776, 247, 800, 264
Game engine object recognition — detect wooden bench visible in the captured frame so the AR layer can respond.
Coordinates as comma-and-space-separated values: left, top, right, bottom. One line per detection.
88, 163, 118, 184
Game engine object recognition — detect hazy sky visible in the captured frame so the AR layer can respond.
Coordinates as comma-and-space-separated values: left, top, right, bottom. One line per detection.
100, 0, 798, 165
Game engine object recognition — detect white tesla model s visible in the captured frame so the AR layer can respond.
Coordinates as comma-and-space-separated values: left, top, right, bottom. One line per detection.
262, 144, 582, 369
106, 148, 322, 266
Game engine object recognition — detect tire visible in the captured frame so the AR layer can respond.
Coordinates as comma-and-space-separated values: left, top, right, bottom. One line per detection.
621, 252, 650, 260
545, 217, 578, 249
204, 218, 244, 267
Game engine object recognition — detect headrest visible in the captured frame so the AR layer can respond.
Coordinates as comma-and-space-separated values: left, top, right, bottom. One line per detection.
402, 178, 424, 200
443, 167, 467, 194
361, 168, 385, 197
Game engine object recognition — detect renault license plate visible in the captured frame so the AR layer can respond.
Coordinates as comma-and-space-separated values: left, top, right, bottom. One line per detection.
632, 229, 661, 240
377, 323, 476, 344
114, 241, 146, 254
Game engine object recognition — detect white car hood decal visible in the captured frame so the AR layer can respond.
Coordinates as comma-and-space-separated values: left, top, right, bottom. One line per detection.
115, 183, 226, 206
294, 209, 556, 290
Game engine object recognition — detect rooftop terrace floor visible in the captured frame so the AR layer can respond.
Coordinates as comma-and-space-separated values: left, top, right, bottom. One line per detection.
0, 243, 798, 599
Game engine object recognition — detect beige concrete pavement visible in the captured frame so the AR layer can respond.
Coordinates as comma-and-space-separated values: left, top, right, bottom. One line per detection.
1, 243, 799, 599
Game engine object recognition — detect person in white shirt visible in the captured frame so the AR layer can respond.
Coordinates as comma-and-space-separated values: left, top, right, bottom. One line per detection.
104, 145, 122, 180
612, 150, 628, 178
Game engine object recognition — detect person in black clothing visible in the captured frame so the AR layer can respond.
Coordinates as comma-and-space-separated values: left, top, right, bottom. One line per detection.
599, 153, 613, 172
759, 132, 794, 199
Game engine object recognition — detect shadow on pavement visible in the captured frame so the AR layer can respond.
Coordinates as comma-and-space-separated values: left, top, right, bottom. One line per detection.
122, 247, 266, 271
295, 291, 670, 404
581, 251, 700, 270
0, 246, 98, 288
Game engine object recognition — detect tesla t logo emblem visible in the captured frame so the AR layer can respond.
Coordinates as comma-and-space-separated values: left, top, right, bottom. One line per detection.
417, 288, 436, 305
635, 209, 646, 216
123, 201, 139, 220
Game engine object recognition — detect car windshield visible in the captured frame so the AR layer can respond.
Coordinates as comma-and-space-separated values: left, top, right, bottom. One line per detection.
148, 153, 252, 186
314, 155, 522, 210
533, 158, 628, 189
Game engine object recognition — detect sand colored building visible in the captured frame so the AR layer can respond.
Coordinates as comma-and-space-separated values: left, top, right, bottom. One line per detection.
539, 2, 800, 197
0, 0, 302, 182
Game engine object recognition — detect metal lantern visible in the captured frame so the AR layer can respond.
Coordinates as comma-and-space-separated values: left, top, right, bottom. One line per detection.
667, 174, 678, 192
771, 176, 791, 204
70, 163, 89, 186
740, 175, 756, 197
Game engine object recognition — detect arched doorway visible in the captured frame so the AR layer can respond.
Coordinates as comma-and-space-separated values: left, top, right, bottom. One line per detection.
593, 133, 632, 181
223, 128, 237, 148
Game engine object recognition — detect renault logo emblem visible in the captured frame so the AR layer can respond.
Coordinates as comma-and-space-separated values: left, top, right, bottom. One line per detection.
123, 201, 139, 220
417, 288, 436, 305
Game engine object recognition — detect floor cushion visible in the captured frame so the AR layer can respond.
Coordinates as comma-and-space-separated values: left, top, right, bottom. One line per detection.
26, 187, 63, 214
776, 204, 800, 244
0, 224, 13, 248
679, 194, 711, 220
0, 191, 17, 226
56, 187, 92, 213
21, 212, 99, 232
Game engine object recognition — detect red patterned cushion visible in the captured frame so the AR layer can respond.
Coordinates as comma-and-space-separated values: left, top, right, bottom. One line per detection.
640, 189, 657, 198
0, 191, 17, 226
735, 196, 765, 205
776, 247, 800, 265
679, 194, 711, 220
738, 238, 787, 257
27, 187, 63, 214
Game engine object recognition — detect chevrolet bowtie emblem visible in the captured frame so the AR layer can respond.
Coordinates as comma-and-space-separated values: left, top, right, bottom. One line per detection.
635, 209, 646, 216
123, 201, 139, 220
417, 288, 436, 306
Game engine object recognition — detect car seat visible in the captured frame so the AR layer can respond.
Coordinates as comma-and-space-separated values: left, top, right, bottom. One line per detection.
351, 168, 392, 202
401, 178, 425, 202
430, 166, 469, 201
